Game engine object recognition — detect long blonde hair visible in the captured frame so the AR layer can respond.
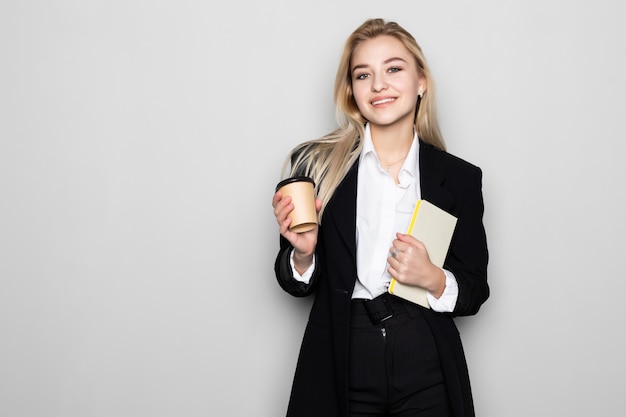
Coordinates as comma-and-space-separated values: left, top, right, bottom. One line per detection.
284, 18, 445, 221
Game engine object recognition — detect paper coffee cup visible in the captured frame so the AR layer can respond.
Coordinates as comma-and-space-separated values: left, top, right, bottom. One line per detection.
276, 176, 317, 233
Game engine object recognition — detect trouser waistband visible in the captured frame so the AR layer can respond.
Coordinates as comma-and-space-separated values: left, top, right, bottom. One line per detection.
351, 292, 420, 325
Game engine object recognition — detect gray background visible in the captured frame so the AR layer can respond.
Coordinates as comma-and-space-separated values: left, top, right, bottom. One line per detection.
1, 0, 625, 416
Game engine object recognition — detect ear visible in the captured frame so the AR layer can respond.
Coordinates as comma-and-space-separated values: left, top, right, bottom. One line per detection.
417, 78, 426, 97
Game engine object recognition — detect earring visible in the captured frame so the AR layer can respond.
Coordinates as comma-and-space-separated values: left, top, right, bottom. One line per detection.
415, 94, 423, 118
418, 91, 424, 98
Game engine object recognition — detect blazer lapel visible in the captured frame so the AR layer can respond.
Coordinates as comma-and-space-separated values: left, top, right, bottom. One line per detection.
323, 143, 454, 261
323, 160, 359, 260
419, 141, 456, 212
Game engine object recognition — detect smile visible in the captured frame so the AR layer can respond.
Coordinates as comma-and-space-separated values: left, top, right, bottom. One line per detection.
371, 97, 396, 106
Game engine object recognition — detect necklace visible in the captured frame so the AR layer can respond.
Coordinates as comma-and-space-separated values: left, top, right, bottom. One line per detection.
382, 155, 407, 172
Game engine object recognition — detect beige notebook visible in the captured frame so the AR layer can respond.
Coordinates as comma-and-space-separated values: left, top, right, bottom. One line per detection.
388, 200, 457, 308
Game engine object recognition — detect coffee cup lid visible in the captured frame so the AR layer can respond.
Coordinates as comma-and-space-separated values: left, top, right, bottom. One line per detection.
275, 176, 315, 191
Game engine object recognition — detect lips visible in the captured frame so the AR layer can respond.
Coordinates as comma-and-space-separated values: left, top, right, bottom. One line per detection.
371, 97, 396, 106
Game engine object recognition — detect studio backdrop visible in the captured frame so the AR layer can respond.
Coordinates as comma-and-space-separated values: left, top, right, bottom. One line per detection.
1, 1, 625, 416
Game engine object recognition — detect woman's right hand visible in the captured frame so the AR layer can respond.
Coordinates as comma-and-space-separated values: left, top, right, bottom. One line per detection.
272, 190, 322, 273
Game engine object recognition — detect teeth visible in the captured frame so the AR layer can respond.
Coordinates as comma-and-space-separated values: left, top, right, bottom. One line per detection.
372, 98, 395, 105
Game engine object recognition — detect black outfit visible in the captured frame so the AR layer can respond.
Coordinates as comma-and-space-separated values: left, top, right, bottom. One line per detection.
275, 140, 489, 417
349, 293, 452, 416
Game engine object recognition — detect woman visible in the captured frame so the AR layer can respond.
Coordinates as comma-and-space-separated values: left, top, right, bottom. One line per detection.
272, 18, 489, 417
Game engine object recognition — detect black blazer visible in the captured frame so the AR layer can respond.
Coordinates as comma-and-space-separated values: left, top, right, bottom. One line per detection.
275, 140, 489, 417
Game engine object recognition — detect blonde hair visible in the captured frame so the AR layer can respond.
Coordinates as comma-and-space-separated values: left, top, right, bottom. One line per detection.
284, 18, 445, 221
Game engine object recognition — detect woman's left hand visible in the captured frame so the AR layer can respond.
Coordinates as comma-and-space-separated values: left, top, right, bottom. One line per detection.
387, 232, 446, 298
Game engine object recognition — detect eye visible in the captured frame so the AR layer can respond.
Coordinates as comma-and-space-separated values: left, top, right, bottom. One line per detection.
388, 67, 401, 73
355, 73, 369, 80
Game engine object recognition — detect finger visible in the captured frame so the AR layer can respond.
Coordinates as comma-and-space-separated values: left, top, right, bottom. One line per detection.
279, 218, 293, 235
387, 264, 403, 282
273, 191, 292, 213
276, 206, 294, 229
391, 239, 411, 255
392, 237, 409, 250
396, 232, 420, 245
272, 191, 283, 208
274, 196, 293, 219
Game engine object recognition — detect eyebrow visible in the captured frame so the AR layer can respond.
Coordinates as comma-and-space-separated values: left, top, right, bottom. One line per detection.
351, 57, 408, 74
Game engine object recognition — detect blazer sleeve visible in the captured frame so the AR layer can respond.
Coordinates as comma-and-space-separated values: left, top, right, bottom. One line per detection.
273, 146, 323, 297
445, 165, 490, 317
274, 235, 321, 297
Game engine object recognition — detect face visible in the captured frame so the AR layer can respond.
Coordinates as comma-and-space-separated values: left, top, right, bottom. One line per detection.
350, 35, 425, 129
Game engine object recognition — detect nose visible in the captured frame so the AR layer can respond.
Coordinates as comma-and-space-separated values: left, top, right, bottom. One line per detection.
371, 74, 387, 92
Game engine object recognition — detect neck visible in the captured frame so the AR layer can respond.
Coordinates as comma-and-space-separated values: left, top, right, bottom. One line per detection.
370, 123, 414, 164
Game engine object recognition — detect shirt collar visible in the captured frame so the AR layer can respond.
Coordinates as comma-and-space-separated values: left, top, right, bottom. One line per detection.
360, 123, 420, 179
361, 123, 377, 161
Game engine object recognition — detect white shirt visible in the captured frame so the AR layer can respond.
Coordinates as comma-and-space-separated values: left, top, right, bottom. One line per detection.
291, 124, 458, 313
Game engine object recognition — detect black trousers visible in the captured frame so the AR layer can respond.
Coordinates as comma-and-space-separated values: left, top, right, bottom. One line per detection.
348, 292, 451, 417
